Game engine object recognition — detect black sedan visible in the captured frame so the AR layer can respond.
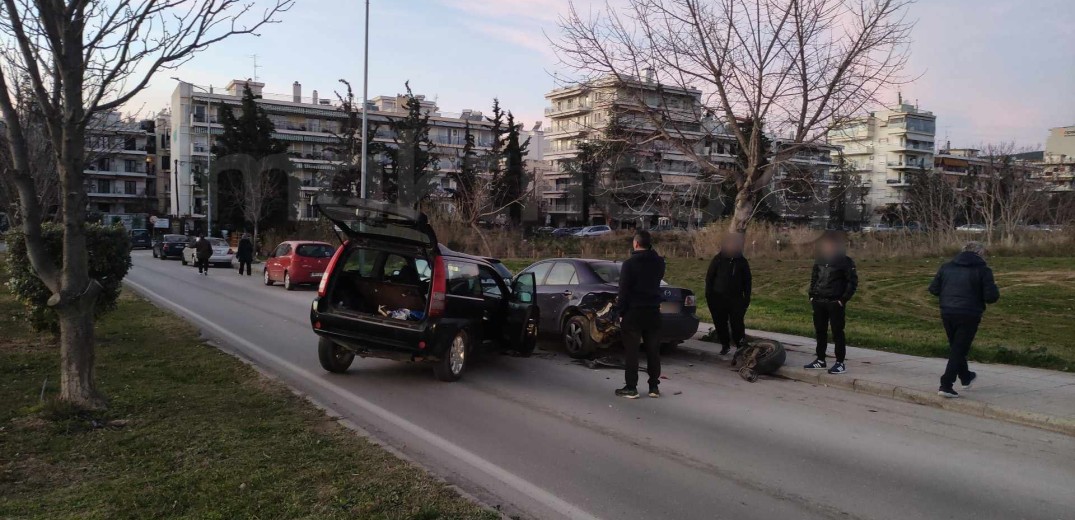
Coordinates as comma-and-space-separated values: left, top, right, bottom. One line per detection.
153, 234, 188, 260
518, 258, 699, 358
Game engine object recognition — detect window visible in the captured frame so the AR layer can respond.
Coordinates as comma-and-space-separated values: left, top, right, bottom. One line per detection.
98, 158, 111, 171
544, 262, 577, 285
124, 181, 137, 195
273, 244, 290, 257
383, 254, 410, 278
446, 261, 481, 297
524, 262, 553, 285
125, 159, 138, 172
590, 262, 621, 284
97, 179, 111, 193
340, 249, 376, 277
296, 244, 336, 258
478, 266, 504, 299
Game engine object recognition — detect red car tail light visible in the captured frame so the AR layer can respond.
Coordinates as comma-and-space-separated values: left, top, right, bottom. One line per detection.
684, 294, 696, 307
317, 242, 347, 298
428, 255, 447, 318
227, 248, 234, 255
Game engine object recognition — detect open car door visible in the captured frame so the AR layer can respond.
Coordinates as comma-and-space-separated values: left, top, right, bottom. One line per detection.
504, 272, 539, 356
314, 195, 438, 255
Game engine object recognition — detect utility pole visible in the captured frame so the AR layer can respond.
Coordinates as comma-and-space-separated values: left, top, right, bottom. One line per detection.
360, 0, 370, 199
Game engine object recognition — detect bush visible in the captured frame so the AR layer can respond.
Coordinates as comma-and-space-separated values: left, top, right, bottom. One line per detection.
4, 223, 132, 333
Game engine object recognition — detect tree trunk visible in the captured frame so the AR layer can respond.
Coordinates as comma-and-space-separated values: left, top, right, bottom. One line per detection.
253, 222, 260, 257
53, 280, 106, 409
729, 185, 755, 233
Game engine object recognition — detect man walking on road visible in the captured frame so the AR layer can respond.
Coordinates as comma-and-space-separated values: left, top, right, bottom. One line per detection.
804, 231, 858, 375
237, 233, 254, 276
195, 234, 212, 276
705, 233, 752, 356
929, 241, 1000, 398
616, 230, 666, 399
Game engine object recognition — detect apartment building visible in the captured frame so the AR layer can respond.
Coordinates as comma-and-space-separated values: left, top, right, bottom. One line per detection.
765, 140, 842, 226
84, 111, 155, 228
1039, 125, 1075, 193
542, 74, 738, 228
152, 109, 173, 216
169, 79, 496, 233
828, 102, 937, 222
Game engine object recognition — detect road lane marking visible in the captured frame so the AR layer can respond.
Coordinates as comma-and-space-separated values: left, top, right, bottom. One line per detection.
124, 277, 600, 520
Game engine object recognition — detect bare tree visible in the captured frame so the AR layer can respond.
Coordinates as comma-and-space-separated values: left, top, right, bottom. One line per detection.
968, 144, 1046, 246
0, 0, 292, 409
900, 167, 960, 247
555, 0, 913, 232
0, 82, 58, 224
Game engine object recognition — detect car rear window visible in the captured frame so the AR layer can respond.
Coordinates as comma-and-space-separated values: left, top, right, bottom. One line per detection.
296, 244, 335, 258
591, 262, 621, 283
164, 235, 186, 243
131, 229, 148, 237
209, 238, 227, 247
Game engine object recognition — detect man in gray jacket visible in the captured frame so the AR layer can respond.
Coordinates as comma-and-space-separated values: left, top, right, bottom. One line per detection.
929, 241, 1000, 398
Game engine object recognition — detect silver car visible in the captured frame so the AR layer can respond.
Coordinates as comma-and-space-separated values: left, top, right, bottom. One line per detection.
182, 237, 235, 266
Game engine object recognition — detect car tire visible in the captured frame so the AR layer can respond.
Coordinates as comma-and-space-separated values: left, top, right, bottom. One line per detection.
512, 309, 538, 357
750, 339, 787, 375
562, 315, 595, 359
433, 330, 469, 382
660, 342, 680, 355
152, 249, 158, 258
181, 257, 188, 265
317, 337, 354, 374
263, 269, 274, 286
284, 271, 294, 291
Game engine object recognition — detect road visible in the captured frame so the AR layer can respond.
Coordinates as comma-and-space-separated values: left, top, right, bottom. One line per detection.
125, 251, 1075, 520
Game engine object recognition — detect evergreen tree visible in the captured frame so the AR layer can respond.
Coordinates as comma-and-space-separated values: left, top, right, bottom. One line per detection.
384, 82, 437, 206
454, 120, 479, 209
485, 98, 506, 182
327, 79, 385, 202
500, 111, 530, 226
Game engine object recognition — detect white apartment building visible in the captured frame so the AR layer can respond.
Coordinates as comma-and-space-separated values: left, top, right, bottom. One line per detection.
828, 102, 937, 222
1039, 125, 1075, 193
766, 140, 842, 226
169, 79, 496, 232
84, 111, 155, 228
542, 74, 738, 227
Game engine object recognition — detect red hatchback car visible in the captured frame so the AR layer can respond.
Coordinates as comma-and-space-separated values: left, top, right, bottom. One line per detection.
263, 241, 338, 290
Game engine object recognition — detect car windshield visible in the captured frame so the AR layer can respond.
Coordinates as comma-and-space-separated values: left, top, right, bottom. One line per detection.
131, 229, 148, 237
490, 261, 512, 280
296, 244, 336, 258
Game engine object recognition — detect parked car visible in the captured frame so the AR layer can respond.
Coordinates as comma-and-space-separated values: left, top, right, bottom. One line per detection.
534, 226, 555, 236
552, 227, 581, 238
263, 241, 338, 290
128, 228, 152, 249
861, 224, 896, 233
182, 237, 234, 266
518, 258, 699, 359
309, 197, 539, 381
152, 234, 188, 260
573, 225, 613, 238
956, 223, 987, 233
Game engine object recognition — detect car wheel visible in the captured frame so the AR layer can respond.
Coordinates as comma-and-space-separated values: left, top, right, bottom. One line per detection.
433, 330, 469, 382
563, 315, 595, 359
317, 337, 354, 373
750, 339, 787, 375
284, 271, 294, 291
511, 309, 539, 357
263, 269, 274, 286
660, 342, 680, 355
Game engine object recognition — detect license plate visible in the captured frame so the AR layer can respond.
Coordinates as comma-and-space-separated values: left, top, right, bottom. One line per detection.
660, 302, 681, 314
311, 272, 323, 278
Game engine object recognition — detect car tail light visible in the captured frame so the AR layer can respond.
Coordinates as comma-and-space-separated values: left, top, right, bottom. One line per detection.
227, 248, 234, 255
317, 242, 347, 298
684, 294, 696, 307
428, 255, 447, 318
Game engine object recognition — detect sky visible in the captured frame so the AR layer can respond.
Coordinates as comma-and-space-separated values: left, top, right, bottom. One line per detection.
129, 0, 1075, 150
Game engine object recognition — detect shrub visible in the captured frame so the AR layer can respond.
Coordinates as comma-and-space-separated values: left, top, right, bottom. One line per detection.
4, 223, 132, 333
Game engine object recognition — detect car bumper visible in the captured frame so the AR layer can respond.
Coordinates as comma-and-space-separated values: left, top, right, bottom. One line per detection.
658, 313, 700, 343
209, 254, 234, 264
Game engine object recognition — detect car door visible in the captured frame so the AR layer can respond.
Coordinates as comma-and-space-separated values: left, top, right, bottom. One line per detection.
540, 261, 579, 334
504, 272, 538, 352
476, 265, 509, 347
277, 243, 294, 278
522, 262, 554, 332
268, 243, 288, 280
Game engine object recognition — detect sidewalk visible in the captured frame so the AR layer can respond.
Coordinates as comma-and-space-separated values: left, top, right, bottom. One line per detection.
681, 324, 1075, 436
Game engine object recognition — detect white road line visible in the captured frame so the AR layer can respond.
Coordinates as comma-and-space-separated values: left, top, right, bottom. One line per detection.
124, 277, 600, 520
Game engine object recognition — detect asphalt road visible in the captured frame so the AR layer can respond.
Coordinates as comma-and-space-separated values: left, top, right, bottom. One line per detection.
125, 251, 1075, 520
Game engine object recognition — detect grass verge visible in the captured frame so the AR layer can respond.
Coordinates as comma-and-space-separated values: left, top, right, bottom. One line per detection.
0, 288, 497, 519
503, 256, 1075, 371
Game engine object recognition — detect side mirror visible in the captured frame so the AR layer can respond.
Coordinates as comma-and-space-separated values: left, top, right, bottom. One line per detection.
268, 251, 276, 258
511, 272, 536, 304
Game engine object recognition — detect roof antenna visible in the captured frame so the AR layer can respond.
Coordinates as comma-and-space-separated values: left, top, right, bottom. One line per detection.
249, 54, 261, 82
897, 91, 902, 106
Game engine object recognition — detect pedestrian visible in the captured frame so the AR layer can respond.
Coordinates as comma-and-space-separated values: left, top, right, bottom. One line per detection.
928, 241, 1000, 398
704, 232, 752, 356
615, 230, 666, 399
237, 233, 254, 276
195, 233, 212, 276
804, 231, 858, 374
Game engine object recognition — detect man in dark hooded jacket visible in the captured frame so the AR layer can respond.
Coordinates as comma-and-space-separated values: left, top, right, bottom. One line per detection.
929, 241, 1000, 398
194, 234, 212, 276
615, 230, 666, 399
705, 233, 752, 355
804, 231, 858, 374
236, 233, 254, 276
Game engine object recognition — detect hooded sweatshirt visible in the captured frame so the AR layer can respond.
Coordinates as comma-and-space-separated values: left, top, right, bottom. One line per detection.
616, 248, 666, 314
928, 251, 1000, 316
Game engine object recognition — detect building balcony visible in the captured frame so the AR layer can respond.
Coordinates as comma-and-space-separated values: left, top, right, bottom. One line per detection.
887, 161, 930, 170
87, 189, 146, 198
84, 168, 149, 178
885, 178, 910, 187
545, 102, 593, 116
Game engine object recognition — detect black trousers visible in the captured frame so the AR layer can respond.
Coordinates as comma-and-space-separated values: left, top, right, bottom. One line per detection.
238, 260, 252, 275
812, 300, 846, 363
622, 307, 662, 390
940, 313, 981, 388
196, 257, 210, 273
709, 297, 747, 349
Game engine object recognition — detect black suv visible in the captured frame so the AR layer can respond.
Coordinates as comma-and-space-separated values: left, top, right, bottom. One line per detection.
310, 197, 539, 382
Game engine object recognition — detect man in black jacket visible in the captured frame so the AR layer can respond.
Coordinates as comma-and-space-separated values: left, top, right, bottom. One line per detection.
705, 233, 752, 355
804, 232, 858, 374
615, 230, 666, 399
929, 241, 1000, 398
236, 233, 254, 276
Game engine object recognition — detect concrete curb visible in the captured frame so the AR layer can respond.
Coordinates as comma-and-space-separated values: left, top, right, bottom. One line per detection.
677, 342, 1075, 438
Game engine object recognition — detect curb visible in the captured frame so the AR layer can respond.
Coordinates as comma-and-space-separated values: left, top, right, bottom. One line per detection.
677, 342, 1075, 438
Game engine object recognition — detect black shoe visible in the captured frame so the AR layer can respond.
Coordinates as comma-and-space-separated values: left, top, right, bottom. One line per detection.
960, 372, 977, 389
648, 387, 660, 398
719, 345, 730, 355
615, 386, 639, 399
938, 387, 959, 399
827, 362, 846, 374
804, 359, 827, 370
